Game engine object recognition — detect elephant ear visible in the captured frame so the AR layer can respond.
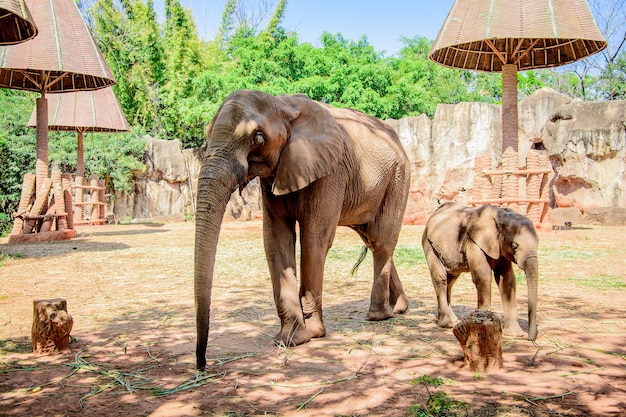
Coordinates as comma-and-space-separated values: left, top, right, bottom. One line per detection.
271, 95, 347, 195
467, 205, 501, 260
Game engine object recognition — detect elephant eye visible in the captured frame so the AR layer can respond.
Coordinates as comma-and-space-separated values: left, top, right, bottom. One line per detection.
252, 131, 265, 147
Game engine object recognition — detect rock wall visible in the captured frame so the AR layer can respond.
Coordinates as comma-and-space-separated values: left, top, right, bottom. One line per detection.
111, 88, 626, 225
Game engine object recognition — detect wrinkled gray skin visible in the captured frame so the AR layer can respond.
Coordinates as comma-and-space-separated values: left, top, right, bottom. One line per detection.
421, 202, 538, 341
195, 90, 411, 369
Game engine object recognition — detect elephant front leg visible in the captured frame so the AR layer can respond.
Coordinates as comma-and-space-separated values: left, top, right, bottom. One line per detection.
467, 243, 493, 311
299, 222, 336, 339
264, 215, 311, 346
495, 262, 525, 338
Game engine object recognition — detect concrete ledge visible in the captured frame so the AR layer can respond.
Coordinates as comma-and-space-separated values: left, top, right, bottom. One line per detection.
7, 229, 77, 244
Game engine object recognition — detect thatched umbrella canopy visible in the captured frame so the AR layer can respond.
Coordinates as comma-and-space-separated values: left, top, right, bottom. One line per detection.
27, 87, 130, 178
0, 0, 115, 186
429, 0, 607, 153
0, 0, 37, 45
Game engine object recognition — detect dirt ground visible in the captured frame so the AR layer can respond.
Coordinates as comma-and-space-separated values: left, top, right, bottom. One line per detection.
0, 220, 625, 417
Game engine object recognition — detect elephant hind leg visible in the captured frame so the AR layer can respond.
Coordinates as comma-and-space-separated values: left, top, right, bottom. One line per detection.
390, 263, 409, 314
355, 224, 408, 321
424, 244, 457, 328
365, 249, 397, 321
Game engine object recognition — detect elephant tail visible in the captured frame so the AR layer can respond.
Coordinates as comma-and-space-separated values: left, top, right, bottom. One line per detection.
350, 246, 369, 277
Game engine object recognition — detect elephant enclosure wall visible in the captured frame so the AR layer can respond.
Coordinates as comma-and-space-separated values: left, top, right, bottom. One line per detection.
112, 88, 626, 226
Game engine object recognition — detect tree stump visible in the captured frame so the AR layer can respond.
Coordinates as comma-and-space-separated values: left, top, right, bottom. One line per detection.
32, 299, 73, 354
453, 310, 503, 373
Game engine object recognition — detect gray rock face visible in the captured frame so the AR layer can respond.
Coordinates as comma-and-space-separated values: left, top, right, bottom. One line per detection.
111, 89, 625, 225
542, 99, 626, 210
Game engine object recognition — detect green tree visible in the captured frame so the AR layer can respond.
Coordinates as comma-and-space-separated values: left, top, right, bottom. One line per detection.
160, 0, 206, 145
90, 0, 165, 134
0, 90, 36, 235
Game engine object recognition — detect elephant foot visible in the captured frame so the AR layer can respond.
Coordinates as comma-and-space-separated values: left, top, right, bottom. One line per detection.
503, 322, 526, 338
366, 304, 394, 321
275, 321, 311, 347
305, 315, 326, 339
437, 311, 458, 328
393, 294, 409, 314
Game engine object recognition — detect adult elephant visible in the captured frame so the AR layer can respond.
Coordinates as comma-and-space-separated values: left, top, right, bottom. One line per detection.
421, 202, 538, 341
195, 90, 411, 369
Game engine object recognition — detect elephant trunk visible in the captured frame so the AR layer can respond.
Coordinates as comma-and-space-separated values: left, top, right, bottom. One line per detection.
195, 154, 245, 369
522, 254, 538, 341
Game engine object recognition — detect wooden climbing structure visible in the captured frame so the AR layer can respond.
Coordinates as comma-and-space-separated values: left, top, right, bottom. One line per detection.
72, 174, 106, 226
470, 148, 553, 225
10, 172, 76, 243
9, 172, 107, 243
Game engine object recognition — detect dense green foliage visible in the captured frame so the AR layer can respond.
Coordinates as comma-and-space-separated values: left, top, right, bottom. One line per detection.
87, 0, 507, 148
1, 0, 623, 234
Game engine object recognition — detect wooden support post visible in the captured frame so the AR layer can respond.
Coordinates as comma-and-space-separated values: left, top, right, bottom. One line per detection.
74, 176, 84, 224
453, 310, 503, 373
98, 179, 105, 222
31, 299, 73, 354
90, 174, 99, 222
11, 173, 36, 235
52, 171, 68, 231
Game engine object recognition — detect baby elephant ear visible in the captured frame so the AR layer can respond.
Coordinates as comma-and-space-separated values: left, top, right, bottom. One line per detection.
467, 205, 501, 260
271, 95, 346, 195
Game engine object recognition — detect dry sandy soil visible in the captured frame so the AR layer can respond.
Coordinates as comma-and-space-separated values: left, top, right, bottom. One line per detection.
0, 220, 625, 416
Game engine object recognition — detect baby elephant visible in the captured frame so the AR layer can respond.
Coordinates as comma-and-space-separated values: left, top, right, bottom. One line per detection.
421, 202, 538, 340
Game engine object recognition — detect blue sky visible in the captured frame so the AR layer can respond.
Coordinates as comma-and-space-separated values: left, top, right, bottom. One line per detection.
156, 1, 456, 56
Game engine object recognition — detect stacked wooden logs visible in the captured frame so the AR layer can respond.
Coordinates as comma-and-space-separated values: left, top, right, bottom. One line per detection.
10, 172, 75, 241
469, 149, 553, 225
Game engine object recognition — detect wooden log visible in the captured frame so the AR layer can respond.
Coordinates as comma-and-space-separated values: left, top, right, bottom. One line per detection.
469, 198, 551, 205
23, 178, 52, 234
90, 174, 99, 222
38, 198, 56, 232
453, 310, 503, 373
21, 213, 68, 220
52, 171, 68, 231
61, 173, 74, 230
31, 298, 73, 354
482, 168, 554, 176
98, 179, 105, 222
11, 173, 36, 235
74, 176, 84, 224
